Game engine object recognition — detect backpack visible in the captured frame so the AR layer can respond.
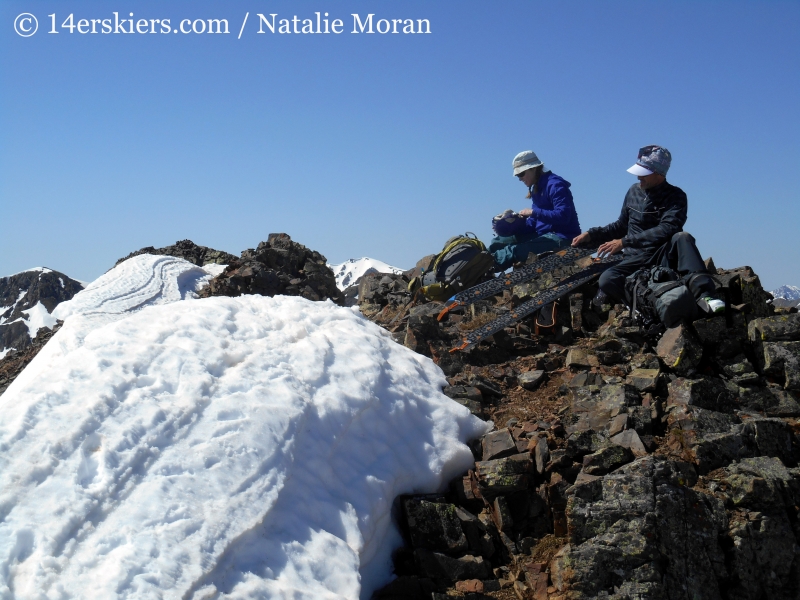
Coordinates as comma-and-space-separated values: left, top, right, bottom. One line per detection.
408, 233, 495, 302
624, 266, 700, 330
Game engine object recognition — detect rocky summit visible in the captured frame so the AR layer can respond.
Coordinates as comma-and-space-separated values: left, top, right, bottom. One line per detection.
196, 233, 343, 304
360, 255, 800, 600
3, 237, 800, 599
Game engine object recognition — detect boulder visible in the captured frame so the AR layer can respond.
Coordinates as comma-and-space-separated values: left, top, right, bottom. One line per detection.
666, 377, 738, 413
626, 368, 660, 392
566, 348, 592, 371
198, 234, 343, 304
552, 457, 726, 598
610, 430, 648, 457
760, 341, 800, 390
656, 324, 702, 375
413, 550, 491, 586
403, 498, 469, 554
481, 429, 517, 462
474, 455, 533, 498
739, 386, 800, 416
692, 313, 747, 358
582, 445, 635, 476
518, 369, 546, 390
748, 313, 800, 343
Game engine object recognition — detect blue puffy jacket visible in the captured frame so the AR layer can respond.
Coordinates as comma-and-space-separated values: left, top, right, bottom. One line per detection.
524, 171, 582, 240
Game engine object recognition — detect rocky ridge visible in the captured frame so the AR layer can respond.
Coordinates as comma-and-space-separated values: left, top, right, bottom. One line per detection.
0, 268, 83, 356
358, 256, 800, 600
115, 238, 238, 268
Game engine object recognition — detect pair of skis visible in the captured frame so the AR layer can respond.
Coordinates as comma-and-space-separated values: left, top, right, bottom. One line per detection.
439, 246, 622, 352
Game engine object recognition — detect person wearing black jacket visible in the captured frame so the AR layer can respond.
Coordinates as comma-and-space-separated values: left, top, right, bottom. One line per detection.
571, 145, 720, 309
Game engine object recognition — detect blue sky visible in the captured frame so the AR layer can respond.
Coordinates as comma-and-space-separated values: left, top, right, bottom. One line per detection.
1, 1, 798, 290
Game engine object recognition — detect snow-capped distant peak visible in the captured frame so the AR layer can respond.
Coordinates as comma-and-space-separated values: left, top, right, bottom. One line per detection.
771, 285, 800, 301
2, 267, 53, 279
328, 257, 405, 290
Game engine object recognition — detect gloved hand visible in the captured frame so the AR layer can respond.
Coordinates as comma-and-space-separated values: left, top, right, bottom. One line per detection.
491, 209, 528, 236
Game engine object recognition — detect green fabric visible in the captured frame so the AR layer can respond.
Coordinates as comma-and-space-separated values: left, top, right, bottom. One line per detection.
489, 232, 568, 270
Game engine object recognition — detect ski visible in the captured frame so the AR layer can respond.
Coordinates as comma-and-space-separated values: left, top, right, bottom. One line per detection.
437, 245, 598, 321
449, 255, 622, 353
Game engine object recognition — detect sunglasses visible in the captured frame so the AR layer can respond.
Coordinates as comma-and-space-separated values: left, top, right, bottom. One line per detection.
516, 172, 527, 179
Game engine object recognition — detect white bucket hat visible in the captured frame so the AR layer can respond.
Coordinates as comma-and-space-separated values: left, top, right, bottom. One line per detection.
512, 150, 543, 176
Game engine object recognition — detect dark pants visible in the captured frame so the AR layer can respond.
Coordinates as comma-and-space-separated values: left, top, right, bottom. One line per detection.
489, 232, 569, 270
598, 232, 716, 303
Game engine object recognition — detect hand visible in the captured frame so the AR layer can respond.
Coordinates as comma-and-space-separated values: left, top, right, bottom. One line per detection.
518, 208, 533, 217
597, 239, 623, 257
571, 232, 591, 247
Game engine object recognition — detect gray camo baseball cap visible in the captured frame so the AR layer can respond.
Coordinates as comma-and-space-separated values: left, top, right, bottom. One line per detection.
627, 145, 672, 176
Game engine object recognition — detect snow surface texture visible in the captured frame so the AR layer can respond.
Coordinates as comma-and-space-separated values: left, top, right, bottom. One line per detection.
329, 258, 405, 291
0, 254, 488, 599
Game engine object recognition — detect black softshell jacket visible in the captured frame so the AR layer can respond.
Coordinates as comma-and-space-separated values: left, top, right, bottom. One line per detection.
588, 181, 688, 255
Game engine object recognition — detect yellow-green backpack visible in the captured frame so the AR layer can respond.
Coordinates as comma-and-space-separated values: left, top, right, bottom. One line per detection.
408, 233, 495, 302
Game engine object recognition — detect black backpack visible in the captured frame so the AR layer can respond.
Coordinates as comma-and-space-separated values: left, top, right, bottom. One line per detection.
408, 233, 495, 302
624, 266, 701, 330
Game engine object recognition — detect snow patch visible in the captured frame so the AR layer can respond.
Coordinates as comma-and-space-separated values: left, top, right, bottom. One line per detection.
0, 257, 489, 599
0, 347, 13, 360
329, 258, 405, 291
202, 263, 227, 278
20, 301, 57, 339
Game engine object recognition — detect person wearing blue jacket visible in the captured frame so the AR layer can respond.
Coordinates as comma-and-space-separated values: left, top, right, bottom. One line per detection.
490, 150, 581, 270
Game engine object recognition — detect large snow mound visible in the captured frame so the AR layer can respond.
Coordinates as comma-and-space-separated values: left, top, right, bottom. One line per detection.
0, 255, 488, 600
329, 258, 405, 291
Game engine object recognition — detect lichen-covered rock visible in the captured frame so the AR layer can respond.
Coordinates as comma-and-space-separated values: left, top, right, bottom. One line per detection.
748, 313, 800, 343
610, 429, 648, 457
739, 386, 800, 417
403, 499, 469, 555
474, 455, 533, 498
693, 313, 748, 358
656, 324, 702, 375
666, 404, 755, 472
760, 341, 800, 390
582, 445, 634, 476
554, 457, 726, 599
722, 456, 800, 509
567, 384, 639, 434
723, 509, 800, 599
626, 368, 660, 392
667, 377, 738, 413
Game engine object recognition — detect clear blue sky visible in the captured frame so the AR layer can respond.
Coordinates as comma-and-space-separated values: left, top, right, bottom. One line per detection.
2, 1, 798, 290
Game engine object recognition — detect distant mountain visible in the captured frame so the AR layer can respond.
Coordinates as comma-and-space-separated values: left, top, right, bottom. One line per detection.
0, 268, 84, 358
328, 258, 405, 291
771, 285, 800, 308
